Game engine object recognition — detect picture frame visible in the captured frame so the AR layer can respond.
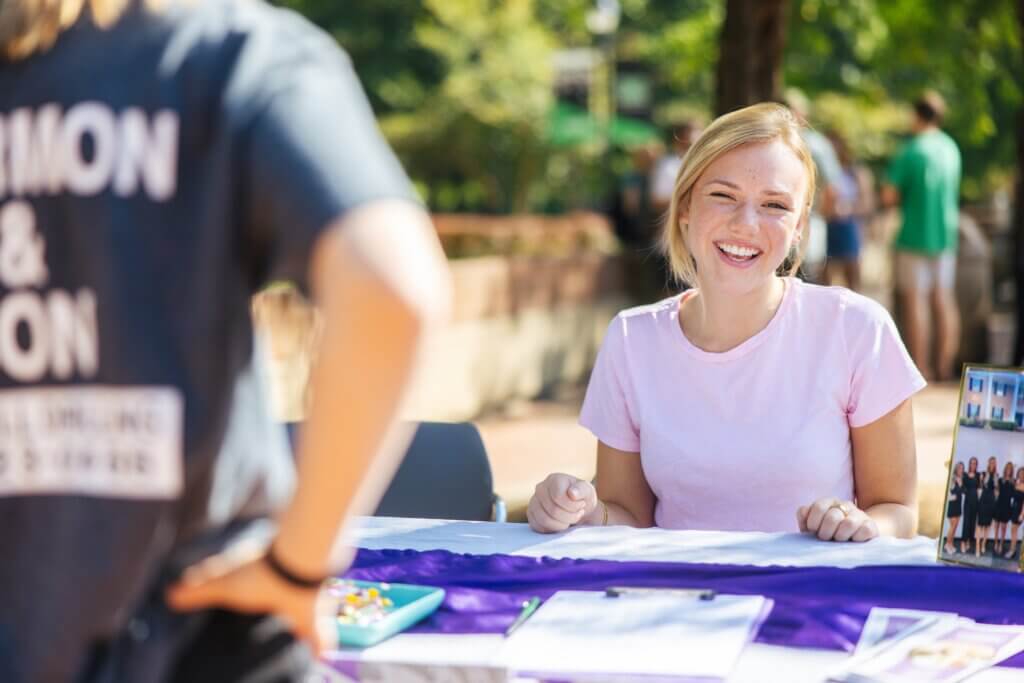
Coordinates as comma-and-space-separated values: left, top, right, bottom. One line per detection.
937, 364, 1024, 572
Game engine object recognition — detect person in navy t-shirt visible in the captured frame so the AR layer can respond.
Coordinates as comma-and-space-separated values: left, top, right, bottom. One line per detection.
0, 1, 451, 680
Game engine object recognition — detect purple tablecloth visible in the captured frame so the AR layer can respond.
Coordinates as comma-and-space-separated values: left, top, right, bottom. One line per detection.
348, 547, 1024, 668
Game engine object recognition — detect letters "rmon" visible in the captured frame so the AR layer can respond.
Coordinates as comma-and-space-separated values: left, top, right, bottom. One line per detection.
0, 103, 179, 202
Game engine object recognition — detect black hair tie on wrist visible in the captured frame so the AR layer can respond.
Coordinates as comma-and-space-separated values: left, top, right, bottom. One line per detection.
263, 545, 329, 590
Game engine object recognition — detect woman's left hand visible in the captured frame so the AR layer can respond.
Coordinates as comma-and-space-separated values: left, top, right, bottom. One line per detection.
797, 497, 879, 542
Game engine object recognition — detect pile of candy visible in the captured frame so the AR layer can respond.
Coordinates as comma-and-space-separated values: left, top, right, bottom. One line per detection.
327, 579, 395, 626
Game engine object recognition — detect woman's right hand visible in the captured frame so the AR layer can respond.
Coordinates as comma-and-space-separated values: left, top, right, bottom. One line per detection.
527, 473, 598, 533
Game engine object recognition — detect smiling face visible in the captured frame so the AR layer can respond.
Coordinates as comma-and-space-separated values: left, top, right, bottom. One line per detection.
969, 457, 978, 473
988, 457, 998, 474
955, 462, 964, 477
678, 140, 809, 296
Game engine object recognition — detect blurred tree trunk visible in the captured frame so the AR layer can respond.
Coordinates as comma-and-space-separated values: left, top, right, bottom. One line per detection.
714, 0, 789, 116
1014, 0, 1024, 363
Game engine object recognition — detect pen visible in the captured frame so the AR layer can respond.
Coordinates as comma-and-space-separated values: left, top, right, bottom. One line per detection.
503, 596, 541, 637
605, 586, 716, 600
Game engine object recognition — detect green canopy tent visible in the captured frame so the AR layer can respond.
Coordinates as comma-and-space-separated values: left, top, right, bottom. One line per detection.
545, 102, 660, 148
607, 115, 662, 147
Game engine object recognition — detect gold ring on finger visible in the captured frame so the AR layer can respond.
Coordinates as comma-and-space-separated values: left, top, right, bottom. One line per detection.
830, 502, 851, 517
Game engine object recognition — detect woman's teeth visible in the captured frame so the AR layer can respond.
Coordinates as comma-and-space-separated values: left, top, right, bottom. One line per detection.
717, 243, 760, 260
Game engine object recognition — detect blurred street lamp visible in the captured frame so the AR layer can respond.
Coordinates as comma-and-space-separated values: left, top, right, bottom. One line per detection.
586, 0, 621, 139
586, 0, 621, 37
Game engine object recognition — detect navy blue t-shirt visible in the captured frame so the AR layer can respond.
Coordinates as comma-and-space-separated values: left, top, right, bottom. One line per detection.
0, 1, 415, 680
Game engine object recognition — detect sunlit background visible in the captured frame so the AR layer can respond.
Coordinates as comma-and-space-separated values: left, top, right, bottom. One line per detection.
256, 0, 1024, 537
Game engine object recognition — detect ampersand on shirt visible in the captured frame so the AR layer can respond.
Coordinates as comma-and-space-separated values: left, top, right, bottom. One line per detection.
0, 201, 48, 288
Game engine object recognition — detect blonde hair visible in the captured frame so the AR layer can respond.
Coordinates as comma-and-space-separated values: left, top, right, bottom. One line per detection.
660, 102, 817, 287
0, 0, 166, 60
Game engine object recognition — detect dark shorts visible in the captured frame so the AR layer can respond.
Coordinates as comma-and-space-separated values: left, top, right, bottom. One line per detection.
826, 218, 862, 261
80, 608, 312, 683
169, 610, 312, 683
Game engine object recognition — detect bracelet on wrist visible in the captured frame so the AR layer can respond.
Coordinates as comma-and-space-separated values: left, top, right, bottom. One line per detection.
262, 544, 329, 590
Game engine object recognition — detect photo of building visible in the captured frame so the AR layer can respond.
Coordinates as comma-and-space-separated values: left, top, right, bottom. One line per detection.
941, 366, 1024, 572
960, 368, 1024, 430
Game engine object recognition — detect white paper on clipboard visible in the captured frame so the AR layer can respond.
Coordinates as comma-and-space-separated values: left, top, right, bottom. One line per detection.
498, 590, 772, 681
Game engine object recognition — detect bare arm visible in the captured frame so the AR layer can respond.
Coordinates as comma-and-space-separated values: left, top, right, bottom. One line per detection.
820, 183, 838, 221
855, 166, 877, 218
527, 440, 655, 532
880, 183, 900, 208
850, 398, 918, 538
583, 441, 656, 528
798, 399, 918, 541
167, 200, 452, 648
273, 199, 452, 575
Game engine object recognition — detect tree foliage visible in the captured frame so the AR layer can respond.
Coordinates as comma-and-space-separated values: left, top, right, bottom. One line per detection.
280, 0, 567, 212
277, 0, 1021, 209
786, 0, 1023, 199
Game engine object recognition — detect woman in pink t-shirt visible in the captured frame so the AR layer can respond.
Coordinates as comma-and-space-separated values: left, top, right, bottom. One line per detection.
527, 103, 924, 541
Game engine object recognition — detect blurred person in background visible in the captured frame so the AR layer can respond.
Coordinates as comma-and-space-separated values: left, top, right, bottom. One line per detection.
0, 0, 450, 681
823, 131, 875, 292
614, 142, 671, 301
882, 91, 961, 382
614, 142, 661, 245
649, 120, 702, 218
783, 90, 841, 284
634, 121, 702, 301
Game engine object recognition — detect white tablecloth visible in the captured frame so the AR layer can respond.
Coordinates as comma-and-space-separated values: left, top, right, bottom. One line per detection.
318, 517, 1017, 682
350, 516, 939, 568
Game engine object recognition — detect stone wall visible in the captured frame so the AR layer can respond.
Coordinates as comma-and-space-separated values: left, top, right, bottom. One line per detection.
404, 252, 628, 421
253, 213, 628, 422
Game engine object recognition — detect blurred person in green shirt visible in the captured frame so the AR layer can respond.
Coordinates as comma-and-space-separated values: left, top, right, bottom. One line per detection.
882, 91, 962, 381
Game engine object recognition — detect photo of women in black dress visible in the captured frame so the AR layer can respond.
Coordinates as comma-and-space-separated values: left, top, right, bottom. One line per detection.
1009, 467, 1024, 560
962, 457, 980, 553
976, 457, 999, 557
942, 366, 1024, 572
944, 461, 965, 554
994, 460, 1015, 555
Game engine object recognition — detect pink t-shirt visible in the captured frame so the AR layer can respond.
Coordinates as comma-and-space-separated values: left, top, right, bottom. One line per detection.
579, 277, 926, 532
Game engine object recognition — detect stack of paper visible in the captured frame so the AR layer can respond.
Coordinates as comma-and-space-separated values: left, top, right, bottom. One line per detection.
498, 590, 771, 681
831, 608, 1024, 683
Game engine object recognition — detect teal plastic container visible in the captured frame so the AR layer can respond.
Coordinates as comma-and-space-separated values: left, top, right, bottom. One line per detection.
335, 580, 446, 648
